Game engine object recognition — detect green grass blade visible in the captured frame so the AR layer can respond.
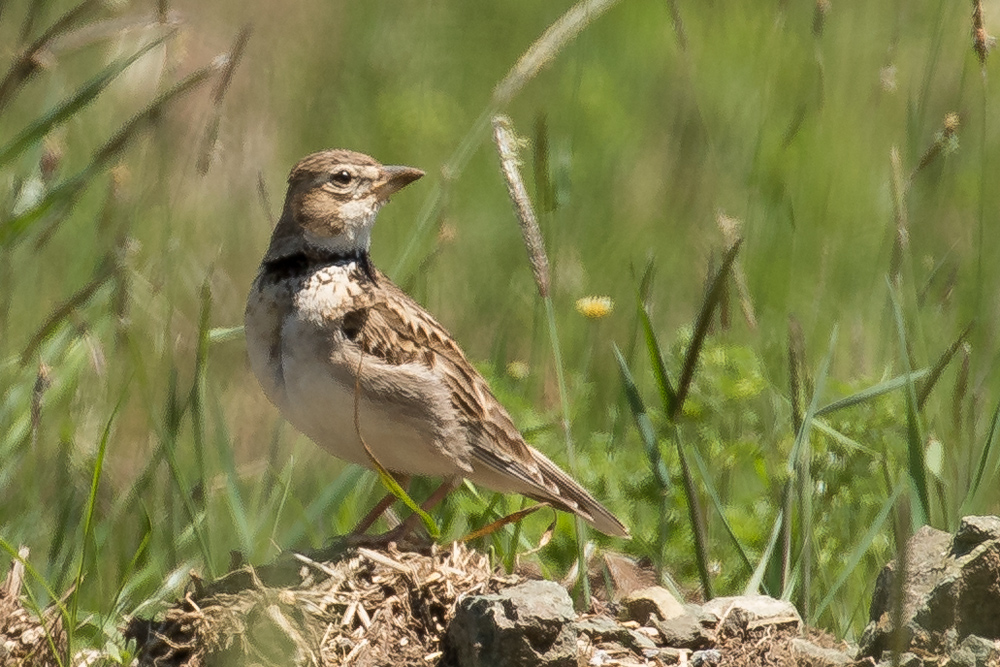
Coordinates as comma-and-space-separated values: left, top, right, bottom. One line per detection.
161, 373, 216, 577
744, 505, 784, 596
0, 58, 220, 247
811, 418, 878, 457
613, 343, 674, 580
68, 400, 118, 656
189, 278, 212, 512
613, 344, 670, 490
815, 368, 930, 417
916, 321, 973, 409
784, 325, 837, 619
689, 444, 753, 571
967, 396, 1000, 508
0, 542, 67, 667
0, 540, 70, 625
670, 424, 712, 598
368, 456, 440, 540
813, 479, 905, 620
638, 300, 676, 416
673, 239, 741, 419
0, 32, 174, 166
887, 280, 929, 526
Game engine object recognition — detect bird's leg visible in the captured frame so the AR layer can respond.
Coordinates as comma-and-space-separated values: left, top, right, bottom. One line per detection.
351, 475, 411, 535
380, 478, 460, 543
347, 478, 459, 549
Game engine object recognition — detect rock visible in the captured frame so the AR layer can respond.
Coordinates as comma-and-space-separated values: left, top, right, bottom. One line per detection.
575, 615, 631, 644
895, 652, 923, 667
624, 628, 658, 652
860, 516, 1000, 661
446, 580, 577, 667
789, 638, 852, 666
650, 611, 713, 649
656, 647, 683, 664
952, 541, 1000, 640
952, 517, 1000, 556
944, 635, 999, 667
621, 586, 686, 624
717, 606, 753, 638
700, 595, 802, 631
691, 648, 722, 666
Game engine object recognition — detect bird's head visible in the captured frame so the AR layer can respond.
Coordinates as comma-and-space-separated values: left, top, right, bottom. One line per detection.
268, 149, 424, 259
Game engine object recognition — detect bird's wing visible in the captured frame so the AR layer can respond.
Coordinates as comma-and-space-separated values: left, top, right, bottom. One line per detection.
345, 273, 550, 491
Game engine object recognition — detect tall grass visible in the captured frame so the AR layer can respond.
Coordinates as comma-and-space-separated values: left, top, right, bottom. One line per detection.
1, 0, 999, 659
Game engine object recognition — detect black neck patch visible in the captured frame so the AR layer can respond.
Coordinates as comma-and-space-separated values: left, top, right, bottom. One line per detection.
262, 248, 377, 283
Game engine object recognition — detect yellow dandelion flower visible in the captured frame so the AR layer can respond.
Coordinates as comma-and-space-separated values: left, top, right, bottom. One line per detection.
575, 296, 614, 319
506, 360, 530, 380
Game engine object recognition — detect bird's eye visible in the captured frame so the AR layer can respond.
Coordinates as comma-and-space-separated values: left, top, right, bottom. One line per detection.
330, 170, 353, 186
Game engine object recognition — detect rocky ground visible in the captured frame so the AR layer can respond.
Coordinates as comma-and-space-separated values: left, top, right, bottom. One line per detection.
3, 516, 1000, 666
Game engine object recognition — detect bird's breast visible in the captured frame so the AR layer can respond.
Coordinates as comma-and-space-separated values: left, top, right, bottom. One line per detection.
245, 262, 470, 477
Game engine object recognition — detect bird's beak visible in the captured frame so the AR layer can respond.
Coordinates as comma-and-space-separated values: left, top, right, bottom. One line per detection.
374, 165, 424, 201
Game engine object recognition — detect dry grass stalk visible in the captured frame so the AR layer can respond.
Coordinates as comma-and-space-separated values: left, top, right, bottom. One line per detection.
492, 115, 550, 298
493, 0, 622, 106
0, 547, 66, 667
972, 0, 994, 67
813, 0, 830, 37
0, 0, 99, 111
716, 212, 758, 330
888, 146, 907, 286
197, 25, 253, 174
911, 113, 960, 181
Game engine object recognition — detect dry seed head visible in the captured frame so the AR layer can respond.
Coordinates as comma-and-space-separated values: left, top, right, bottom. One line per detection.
972, 0, 994, 67
492, 115, 551, 298
943, 112, 960, 136
575, 296, 614, 319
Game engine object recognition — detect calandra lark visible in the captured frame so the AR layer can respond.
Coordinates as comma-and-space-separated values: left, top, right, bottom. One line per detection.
245, 149, 628, 539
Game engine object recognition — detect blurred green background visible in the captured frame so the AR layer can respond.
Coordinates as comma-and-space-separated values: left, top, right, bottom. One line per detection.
2, 0, 999, 655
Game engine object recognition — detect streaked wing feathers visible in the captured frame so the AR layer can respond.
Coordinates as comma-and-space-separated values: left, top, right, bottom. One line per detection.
348, 273, 543, 483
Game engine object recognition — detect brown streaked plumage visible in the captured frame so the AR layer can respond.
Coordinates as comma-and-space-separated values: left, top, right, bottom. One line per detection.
244, 149, 629, 538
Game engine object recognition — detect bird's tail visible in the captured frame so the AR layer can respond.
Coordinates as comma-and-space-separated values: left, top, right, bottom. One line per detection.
525, 449, 630, 538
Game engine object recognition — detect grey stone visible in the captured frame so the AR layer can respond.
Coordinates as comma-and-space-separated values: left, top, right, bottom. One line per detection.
624, 629, 658, 652
947, 635, 999, 667
651, 611, 713, 649
690, 648, 722, 666
952, 516, 1000, 556
869, 525, 952, 624
953, 541, 1000, 639
699, 595, 802, 630
788, 638, 852, 666
446, 580, 577, 667
656, 647, 683, 664
621, 586, 686, 624
575, 615, 631, 643
895, 652, 922, 667
861, 518, 1000, 661
717, 606, 753, 638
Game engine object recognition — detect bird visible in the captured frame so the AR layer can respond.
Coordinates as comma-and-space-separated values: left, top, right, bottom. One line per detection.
244, 149, 629, 540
